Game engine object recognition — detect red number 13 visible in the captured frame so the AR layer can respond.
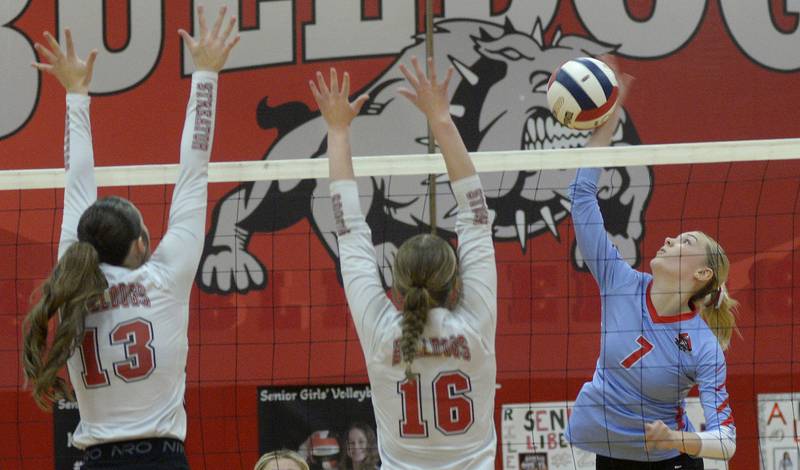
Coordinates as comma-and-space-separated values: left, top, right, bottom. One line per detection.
79, 318, 155, 387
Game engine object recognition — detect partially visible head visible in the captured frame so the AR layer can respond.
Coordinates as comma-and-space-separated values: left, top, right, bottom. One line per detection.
306, 430, 340, 470
392, 233, 460, 378
254, 450, 310, 470
341, 422, 378, 468
649, 231, 714, 288
650, 231, 738, 349
78, 196, 150, 268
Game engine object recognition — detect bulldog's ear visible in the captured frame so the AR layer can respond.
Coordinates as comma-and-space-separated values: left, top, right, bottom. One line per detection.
256, 97, 314, 136
556, 35, 617, 57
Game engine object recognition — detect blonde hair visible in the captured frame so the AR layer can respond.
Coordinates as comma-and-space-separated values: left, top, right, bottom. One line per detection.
254, 450, 309, 470
392, 233, 459, 379
690, 232, 740, 350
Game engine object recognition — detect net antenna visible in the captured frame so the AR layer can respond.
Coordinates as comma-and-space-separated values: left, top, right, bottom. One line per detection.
425, 0, 437, 234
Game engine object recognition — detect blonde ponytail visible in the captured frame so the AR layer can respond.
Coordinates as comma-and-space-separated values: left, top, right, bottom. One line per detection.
691, 233, 740, 351
700, 293, 739, 351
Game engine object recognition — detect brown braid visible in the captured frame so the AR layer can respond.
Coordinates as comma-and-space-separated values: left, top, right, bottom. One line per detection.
393, 234, 459, 380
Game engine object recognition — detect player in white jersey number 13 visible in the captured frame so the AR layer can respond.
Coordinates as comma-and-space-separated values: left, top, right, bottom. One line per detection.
309, 56, 498, 470
21, 6, 239, 470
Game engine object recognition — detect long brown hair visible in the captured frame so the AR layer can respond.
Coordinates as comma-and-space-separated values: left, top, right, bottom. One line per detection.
22, 196, 143, 410
689, 232, 740, 350
338, 422, 379, 470
392, 233, 459, 379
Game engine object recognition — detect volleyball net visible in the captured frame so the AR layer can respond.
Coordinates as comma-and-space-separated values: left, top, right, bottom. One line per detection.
2, 139, 799, 469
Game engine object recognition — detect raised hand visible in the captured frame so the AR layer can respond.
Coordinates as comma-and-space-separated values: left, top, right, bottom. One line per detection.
32, 29, 97, 95
179, 5, 240, 73
586, 55, 634, 148
309, 68, 369, 131
397, 56, 454, 123
601, 54, 634, 111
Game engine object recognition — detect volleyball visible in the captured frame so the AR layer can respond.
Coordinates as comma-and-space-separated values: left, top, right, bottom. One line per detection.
547, 57, 619, 130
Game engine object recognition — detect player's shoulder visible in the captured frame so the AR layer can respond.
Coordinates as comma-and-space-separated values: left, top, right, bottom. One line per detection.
690, 324, 725, 363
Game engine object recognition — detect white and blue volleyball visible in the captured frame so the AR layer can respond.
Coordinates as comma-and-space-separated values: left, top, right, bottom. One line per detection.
547, 57, 619, 130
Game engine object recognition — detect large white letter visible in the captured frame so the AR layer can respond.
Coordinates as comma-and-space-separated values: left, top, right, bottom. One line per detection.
1, 0, 37, 139
59, 0, 162, 94
442, 0, 558, 35
183, 0, 293, 74
304, 0, 415, 60
721, 0, 800, 71
574, 0, 706, 57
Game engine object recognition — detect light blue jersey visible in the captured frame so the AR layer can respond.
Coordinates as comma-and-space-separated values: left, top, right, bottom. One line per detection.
565, 168, 735, 462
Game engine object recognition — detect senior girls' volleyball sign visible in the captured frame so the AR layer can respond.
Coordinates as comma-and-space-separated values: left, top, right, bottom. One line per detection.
3, 2, 800, 469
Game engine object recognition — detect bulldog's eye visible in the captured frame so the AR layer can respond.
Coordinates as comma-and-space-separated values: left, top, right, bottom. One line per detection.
496, 47, 523, 61
530, 72, 550, 93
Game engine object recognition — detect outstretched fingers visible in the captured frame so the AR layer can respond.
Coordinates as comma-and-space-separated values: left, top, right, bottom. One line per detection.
85, 49, 98, 84
342, 71, 351, 97
316, 71, 330, 96
221, 15, 237, 42
427, 56, 437, 84
30, 61, 53, 73
442, 66, 454, 90
177, 29, 197, 49
223, 34, 240, 56
396, 87, 417, 104
410, 56, 428, 85
33, 42, 58, 64
329, 68, 339, 95
398, 63, 419, 90
351, 93, 369, 114
42, 31, 63, 59
308, 79, 322, 101
211, 5, 228, 38
197, 5, 208, 39
64, 28, 76, 59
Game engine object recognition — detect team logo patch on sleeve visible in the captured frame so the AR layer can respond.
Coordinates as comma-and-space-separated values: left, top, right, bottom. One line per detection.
675, 333, 692, 353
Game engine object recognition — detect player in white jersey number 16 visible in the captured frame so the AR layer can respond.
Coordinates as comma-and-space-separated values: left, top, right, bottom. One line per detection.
311, 55, 498, 470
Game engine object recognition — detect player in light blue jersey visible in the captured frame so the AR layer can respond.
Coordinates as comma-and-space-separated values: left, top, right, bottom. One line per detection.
565, 69, 738, 470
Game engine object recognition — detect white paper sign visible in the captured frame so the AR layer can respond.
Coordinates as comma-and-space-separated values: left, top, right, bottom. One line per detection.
758, 392, 800, 470
501, 398, 728, 469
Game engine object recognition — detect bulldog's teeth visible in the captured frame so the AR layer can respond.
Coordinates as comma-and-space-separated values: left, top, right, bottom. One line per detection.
540, 205, 559, 238
515, 209, 527, 251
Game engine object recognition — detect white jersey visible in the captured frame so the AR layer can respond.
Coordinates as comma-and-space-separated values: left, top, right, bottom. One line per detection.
61, 71, 218, 449
331, 175, 497, 470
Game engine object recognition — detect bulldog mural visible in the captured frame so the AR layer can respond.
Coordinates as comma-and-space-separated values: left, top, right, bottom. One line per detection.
198, 18, 651, 294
